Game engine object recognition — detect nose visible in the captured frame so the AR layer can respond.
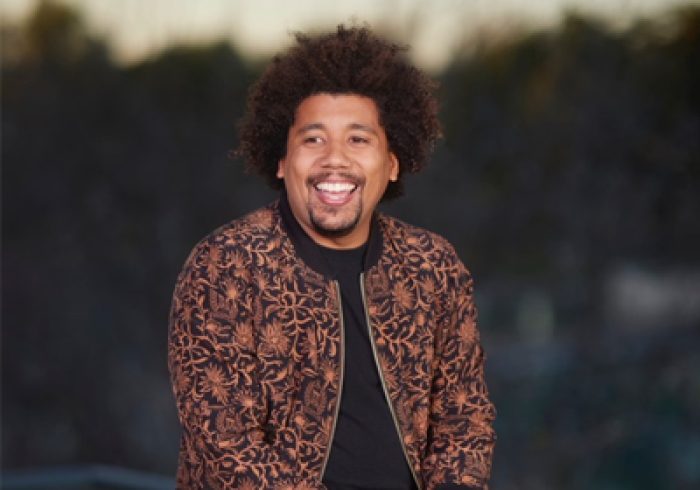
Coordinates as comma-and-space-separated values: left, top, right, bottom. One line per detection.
322, 138, 350, 168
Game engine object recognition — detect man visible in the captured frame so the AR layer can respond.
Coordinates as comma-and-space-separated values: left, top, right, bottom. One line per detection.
168, 25, 496, 490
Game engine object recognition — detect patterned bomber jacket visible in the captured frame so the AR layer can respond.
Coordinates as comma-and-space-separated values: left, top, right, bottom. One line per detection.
168, 197, 496, 490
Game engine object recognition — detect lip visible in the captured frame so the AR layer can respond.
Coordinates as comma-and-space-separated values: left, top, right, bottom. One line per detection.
310, 176, 360, 206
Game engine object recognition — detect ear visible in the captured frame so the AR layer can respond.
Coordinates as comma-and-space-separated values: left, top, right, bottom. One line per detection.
388, 153, 399, 182
276, 159, 285, 179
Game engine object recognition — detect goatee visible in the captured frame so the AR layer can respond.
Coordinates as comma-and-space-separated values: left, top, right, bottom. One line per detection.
309, 202, 363, 238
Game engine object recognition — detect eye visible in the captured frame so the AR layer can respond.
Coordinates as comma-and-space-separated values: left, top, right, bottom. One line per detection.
303, 136, 324, 145
349, 135, 369, 145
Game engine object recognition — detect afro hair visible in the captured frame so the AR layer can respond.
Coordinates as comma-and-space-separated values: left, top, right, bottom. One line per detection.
236, 24, 441, 201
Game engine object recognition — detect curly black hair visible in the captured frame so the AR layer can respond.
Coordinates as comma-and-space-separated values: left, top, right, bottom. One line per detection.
236, 25, 441, 201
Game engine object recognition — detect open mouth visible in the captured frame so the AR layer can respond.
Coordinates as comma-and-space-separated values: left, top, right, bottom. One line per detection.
312, 180, 359, 205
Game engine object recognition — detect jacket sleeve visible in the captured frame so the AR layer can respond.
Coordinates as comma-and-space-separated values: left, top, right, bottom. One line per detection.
168, 237, 325, 490
423, 253, 497, 490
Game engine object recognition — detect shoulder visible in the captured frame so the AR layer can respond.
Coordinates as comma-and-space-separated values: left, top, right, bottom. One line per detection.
206, 201, 279, 244
377, 213, 461, 265
181, 201, 281, 272
375, 213, 473, 299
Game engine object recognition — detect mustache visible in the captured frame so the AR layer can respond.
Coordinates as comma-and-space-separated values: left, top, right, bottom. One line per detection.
307, 172, 365, 187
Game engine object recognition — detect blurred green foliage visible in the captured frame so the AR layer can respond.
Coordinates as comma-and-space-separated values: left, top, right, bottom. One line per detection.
2, 2, 699, 489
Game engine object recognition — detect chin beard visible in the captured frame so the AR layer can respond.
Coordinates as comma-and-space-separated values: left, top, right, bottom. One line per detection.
309, 204, 362, 239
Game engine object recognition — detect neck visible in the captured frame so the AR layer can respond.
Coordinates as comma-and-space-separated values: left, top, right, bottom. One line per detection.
278, 192, 384, 277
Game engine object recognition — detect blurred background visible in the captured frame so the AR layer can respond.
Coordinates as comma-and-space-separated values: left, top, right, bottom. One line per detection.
2, 0, 700, 489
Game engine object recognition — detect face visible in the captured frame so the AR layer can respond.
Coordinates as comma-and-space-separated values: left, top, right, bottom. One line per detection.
277, 94, 398, 249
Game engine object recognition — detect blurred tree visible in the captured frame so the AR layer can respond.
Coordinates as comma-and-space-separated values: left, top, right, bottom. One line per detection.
2, 0, 269, 473
2, 2, 699, 488
24, 0, 88, 65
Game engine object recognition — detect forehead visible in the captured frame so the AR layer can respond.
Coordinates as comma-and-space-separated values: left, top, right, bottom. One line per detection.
293, 93, 382, 127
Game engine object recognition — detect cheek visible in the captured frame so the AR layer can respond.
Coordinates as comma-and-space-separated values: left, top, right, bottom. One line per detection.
367, 179, 388, 204
285, 165, 312, 198
291, 168, 308, 188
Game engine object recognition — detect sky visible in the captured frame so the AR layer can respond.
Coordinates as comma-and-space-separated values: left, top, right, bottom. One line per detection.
1, 0, 694, 71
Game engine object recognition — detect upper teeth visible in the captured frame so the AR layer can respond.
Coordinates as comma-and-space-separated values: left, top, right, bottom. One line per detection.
316, 182, 356, 192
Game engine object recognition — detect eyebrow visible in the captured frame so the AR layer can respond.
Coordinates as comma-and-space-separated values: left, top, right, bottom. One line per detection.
294, 122, 379, 137
349, 123, 379, 136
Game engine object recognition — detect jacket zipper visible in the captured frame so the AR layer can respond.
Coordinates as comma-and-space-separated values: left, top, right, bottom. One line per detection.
319, 280, 345, 480
359, 273, 422, 490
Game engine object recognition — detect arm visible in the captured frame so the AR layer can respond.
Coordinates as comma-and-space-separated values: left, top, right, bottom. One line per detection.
168, 237, 324, 489
423, 256, 497, 490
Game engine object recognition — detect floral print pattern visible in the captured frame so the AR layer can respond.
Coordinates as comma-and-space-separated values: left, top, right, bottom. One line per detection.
168, 200, 495, 489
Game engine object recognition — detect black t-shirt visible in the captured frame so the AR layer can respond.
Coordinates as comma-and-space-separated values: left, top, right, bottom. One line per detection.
319, 243, 417, 490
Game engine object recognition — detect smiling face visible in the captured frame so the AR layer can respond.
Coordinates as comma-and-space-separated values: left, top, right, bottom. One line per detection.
277, 94, 398, 249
